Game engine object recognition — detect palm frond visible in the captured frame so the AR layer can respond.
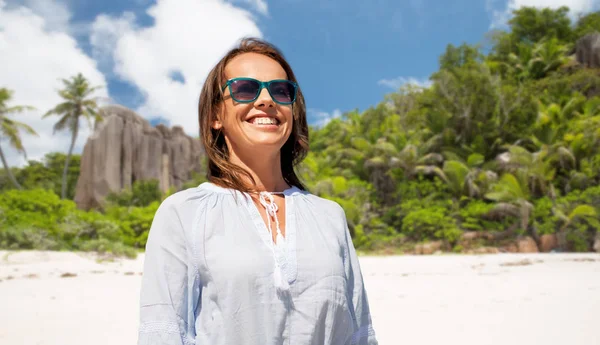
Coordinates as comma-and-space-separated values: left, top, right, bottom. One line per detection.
44, 102, 74, 118
1, 120, 26, 154
52, 114, 74, 133
4, 105, 36, 114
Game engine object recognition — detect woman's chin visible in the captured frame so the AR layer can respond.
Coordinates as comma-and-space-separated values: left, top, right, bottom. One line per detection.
246, 135, 287, 148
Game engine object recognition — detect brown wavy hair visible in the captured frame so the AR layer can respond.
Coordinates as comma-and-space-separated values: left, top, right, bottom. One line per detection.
198, 37, 308, 193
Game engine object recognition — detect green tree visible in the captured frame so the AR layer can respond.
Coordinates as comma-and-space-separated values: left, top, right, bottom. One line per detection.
439, 43, 483, 71
11, 153, 82, 199
44, 74, 103, 199
438, 155, 498, 200
508, 6, 573, 44
0, 88, 38, 190
573, 11, 600, 39
506, 37, 572, 81
489, 6, 573, 68
486, 172, 536, 240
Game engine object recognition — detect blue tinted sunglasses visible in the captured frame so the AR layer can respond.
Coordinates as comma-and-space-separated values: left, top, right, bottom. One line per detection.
221, 77, 298, 105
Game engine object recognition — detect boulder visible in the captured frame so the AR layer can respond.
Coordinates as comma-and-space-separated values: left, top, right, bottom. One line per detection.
516, 236, 539, 253
576, 32, 600, 68
466, 247, 500, 254
460, 231, 480, 241
539, 234, 558, 253
415, 241, 444, 255
74, 105, 203, 210
501, 242, 518, 253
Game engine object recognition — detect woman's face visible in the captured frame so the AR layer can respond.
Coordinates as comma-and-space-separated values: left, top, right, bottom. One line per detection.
214, 52, 294, 159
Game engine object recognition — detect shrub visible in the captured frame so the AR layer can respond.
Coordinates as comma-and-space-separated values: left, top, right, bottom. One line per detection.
352, 225, 371, 249
0, 189, 133, 256
458, 200, 504, 232
0, 188, 75, 229
401, 203, 462, 243
106, 179, 162, 207
0, 225, 61, 250
105, 202, 160, 248
59, 210, 122, 248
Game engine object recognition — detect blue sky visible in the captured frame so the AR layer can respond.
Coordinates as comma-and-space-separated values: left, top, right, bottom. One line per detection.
0, 0, 598, 165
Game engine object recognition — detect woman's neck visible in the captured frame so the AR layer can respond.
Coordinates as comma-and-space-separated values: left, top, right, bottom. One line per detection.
228, 149, 290, 193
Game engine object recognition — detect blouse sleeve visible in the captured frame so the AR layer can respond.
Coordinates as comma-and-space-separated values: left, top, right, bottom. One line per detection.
137, 199, 198, 345
342, 212, 378, 345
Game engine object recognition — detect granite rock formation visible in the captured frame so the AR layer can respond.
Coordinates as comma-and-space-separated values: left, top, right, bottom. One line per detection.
576, 32, 600, 68
74, 105, 203, 210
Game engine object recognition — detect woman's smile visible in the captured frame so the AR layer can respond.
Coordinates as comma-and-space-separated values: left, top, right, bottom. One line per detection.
244, 114, 282, 131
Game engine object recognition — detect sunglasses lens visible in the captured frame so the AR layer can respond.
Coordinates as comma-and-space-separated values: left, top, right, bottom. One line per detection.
230, 79, 260, 101
269, 81, 296, 104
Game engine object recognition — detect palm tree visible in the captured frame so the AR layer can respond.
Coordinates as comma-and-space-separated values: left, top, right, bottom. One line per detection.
419, 152, 499, 202
0, 88, 38, 189
506, 38, 571, 81
44, 73, 103, 199
553, 204, 598, 250
497, 145, 556, 199
485, 172, 536, 241
529, 37, 572, 79
393, 143, 445, 181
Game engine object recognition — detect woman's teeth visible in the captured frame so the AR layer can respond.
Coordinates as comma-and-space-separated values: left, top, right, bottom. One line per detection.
250, 117, 278, 125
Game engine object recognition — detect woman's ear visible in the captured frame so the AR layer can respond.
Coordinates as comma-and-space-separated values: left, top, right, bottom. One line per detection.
212, 104, 223, 130
212, 119, 222, 130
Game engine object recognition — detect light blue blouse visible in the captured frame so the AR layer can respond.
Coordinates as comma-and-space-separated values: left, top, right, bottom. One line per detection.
137, 182, 378, 345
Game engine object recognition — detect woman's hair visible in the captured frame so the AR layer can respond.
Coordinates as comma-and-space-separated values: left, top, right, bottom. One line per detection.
198, 37, 308, 193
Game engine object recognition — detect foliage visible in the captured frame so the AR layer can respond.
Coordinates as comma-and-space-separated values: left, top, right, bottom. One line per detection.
0, 88, 38, 189
0, 153, 81, 199
573, 11, 600, 39
508, 6, 573, 45
400, 200, 462, 243
458, 200, 506, 232
0, 188, 143, 256
104, 202, 159, 248
299, 7, 600, 252
106, 179, 163, 207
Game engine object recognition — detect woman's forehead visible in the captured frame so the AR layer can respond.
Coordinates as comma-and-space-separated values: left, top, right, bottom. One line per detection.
225, 53, 287, 80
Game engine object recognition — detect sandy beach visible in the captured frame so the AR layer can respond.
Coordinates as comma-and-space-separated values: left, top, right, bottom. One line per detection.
1, 250, 599, 345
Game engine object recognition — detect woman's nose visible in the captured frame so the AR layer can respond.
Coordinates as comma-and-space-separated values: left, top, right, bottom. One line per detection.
254, 86, 275, 107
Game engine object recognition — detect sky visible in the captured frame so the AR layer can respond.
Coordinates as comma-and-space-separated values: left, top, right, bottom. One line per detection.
1, 0, 599, 167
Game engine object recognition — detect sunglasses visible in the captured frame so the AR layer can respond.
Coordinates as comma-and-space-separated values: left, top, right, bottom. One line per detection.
221, 77, 298, 105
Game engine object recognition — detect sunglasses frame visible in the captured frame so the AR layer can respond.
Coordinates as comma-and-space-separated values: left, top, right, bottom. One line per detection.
221, 77, 298, 105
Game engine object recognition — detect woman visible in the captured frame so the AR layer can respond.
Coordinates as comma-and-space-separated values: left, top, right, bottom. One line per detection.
137, 38, 378, 345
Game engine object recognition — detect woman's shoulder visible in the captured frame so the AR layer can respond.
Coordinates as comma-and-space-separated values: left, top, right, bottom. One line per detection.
155, 182, 225, 218
296, 190, 347, 220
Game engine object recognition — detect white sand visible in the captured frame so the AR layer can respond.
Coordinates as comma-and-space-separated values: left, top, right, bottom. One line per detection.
1, 251, 599, 345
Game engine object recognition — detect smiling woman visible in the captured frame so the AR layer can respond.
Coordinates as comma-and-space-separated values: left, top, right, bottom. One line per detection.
136, 38, 378, 345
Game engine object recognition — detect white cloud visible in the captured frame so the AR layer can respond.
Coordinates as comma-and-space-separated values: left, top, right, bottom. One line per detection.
490, 0, 599, 28
240, 0, 268, 15
22, 0, 71, 32
91, 0, 264, 136
90, 11, 136, 71
308, 108, 343, 127
378, 76, 432, 90
5, 0, 75, 33
0, 0, 108, 167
